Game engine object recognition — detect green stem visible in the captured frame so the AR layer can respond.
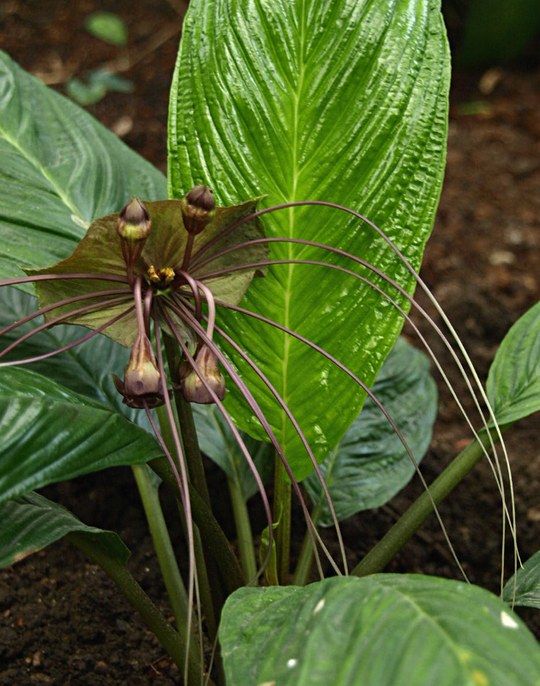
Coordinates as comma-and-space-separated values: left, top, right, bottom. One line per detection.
163, 335, 212, 508
153, 406, 220, 642
292, 530, 315, 586
192, 520, 219, 642
352, 428, 508, 578
228, 477, 257, 582
150, 456, 244, 594
131, 463, 190, 632
292, 500, 323, 586
67, 532, 206, 686
273, 455, 292, 584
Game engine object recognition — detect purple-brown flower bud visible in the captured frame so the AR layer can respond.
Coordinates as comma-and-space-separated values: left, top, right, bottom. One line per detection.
113, 333, 164, 408
180, 185, 216, 235
179, 345, 225, 404
117, 198, 152, 242
117, 199, 152, 284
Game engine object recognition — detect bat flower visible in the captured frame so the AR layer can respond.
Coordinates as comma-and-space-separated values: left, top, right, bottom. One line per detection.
4, 187, 268, 407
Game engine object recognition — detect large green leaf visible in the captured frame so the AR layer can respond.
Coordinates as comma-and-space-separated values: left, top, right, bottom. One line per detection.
169, 0, 450, 479
0, 51, 166, 282
220, 575, 540, 686
487, 300, 540, 425
503, 549, 540, 610
0, 366, 163, 505
304, 337, 437, 525
0, 491, 129, 568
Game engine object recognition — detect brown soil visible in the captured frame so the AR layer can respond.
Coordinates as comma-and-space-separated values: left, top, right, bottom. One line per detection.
0, 1, 539, 684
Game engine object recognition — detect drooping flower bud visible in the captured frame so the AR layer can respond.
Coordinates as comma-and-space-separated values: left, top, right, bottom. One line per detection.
180, 185, 216, 235
179, 345, 225, 404
113, 332, 164, 408
117, 198, 152, 283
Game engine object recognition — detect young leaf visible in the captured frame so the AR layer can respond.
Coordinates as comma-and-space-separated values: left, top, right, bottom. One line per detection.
169, 0, 450, 479
304, 337, 437, 525
66, 71, 134, 107
503, 549, 540, 610
0, 491, 129, 568
0, 367, 163, 505
0, 51, 165, 283
220, 575, 540, 686
66, 77, 108, 106
84, 12, 128, 47
487, 300, 540, 425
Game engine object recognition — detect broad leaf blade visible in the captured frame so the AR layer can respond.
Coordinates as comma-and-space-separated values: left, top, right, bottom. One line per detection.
220, 575, 540, 686
0, 287, 149, 426
487, 300, 540, 425
0, 491, 129, 568
0, 51, 166, 282
304, 337, 437, 525
169, 0, 450, 479
0, 367, 163, 505
503, 549, 540, 610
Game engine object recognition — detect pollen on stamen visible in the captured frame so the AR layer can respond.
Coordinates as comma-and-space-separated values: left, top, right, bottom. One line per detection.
146, 265, 175, 288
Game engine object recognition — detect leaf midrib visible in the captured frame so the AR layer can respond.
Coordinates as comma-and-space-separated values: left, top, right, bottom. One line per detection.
0, 127, 83, 222
280, 0, 307, 449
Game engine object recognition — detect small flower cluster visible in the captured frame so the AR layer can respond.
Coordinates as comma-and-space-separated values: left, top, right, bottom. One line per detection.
112, 187, 225, 409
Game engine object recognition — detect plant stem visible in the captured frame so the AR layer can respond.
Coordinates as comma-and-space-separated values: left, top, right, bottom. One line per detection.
153, 406, 220, 642
131, 463, 190, 632
273, 455, 292, 584
292, 530, 315, 586
150, 456, 244, 594
228, 477, 257, 582
351, 428, 508, 578
163, 335, 212, 508
292, 501, 323, 586
67, 531, 206, 685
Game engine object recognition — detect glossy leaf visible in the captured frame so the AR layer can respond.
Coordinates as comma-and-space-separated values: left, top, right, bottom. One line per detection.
0, 51, 165, 284
29, 198, 266, 347
487, 300, 540, 425
0, 286, 148, 427
0, 491, 129, 568
0, 366, 163, 505
304, 337, 437, 525
192, 404, 273, 500
220, 575, 540, 686
503, 549, 540, 610
169, 0, 450, 479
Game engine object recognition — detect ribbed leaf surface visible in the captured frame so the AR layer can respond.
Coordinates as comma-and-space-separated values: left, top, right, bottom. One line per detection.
169, 0, 450, 478
304, 337, 437, 524
487, 300, 540, 425
0, 51, 166, 282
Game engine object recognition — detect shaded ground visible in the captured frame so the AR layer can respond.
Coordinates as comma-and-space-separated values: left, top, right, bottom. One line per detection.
0, 1, 539, 683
